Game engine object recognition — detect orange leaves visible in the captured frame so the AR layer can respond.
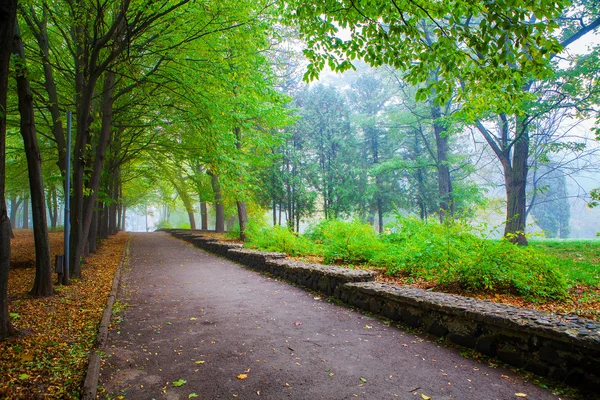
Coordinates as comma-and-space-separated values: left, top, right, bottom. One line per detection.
1, 231, 129, 399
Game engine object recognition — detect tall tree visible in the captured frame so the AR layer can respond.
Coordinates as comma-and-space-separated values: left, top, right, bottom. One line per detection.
0, 0, 18, 341
12, 20, 53, 296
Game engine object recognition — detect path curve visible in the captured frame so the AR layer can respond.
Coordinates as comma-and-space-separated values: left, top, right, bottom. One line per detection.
99, 232, 566, 399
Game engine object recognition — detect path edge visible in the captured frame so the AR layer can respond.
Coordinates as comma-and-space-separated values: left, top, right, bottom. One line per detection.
81, 234, 131, 400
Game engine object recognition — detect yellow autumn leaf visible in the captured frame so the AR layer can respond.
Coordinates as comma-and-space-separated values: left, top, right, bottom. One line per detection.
195, 360, 205, 364
421, 394, 431, 400
515, 394, 527, 398
237, 374, 248, 380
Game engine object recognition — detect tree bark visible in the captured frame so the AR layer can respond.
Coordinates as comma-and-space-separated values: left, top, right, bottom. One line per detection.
13, 20, 53, 296
200, 201, 208, 230
9, 195, 20, 228
237, 201, 248, 241
21, 197, 29, 229
82, 71, 115, 247
503, 116, 529, 245
211, 174, 224, 233
0, 0, 17, 341
431, 104, 454, 222
88, 209, 98, 253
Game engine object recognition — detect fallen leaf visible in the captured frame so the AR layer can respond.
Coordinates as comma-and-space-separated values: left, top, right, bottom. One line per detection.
195, 360, 205, 364
18, 374, 29, 380
364, 325, 372, 329
293, 321, 302, 326
421, 394, 431, 400
190, 317, 197, 321
360, 377, 367, 383
172, 379, 187, 387
237, 374, 248, 380
515, 394, 527, 398
188, 394, 199, 398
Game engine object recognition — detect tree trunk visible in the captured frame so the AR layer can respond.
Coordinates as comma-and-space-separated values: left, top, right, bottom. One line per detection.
200, 201, 208, 230
121, 206, 126, 231
13, 20, 53, 297
431, 104, 454, 222
82, 71, 115, 246
237, 201, 248, 241
211, 174, 224, 233
109, 174, 118, 235
504, 117, 529, 245
47, 185, 57, 230
9, 195, 20, 228
0, 0, 17, 341
22, 197, 29, 229
88, 209, 98, 254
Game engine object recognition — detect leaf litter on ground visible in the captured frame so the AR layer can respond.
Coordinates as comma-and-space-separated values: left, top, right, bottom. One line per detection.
0, 230, 129, 399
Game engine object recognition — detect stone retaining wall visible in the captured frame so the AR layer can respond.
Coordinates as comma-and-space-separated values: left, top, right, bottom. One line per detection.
163, 229, 600, 394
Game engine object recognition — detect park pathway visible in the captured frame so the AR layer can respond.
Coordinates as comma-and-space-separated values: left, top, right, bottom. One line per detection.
98, 232, 566, 399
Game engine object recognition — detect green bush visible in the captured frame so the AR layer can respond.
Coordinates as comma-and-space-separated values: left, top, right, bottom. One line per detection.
245, 225, 319, 256
376, 217, 568, 300
306, 219, 384, 264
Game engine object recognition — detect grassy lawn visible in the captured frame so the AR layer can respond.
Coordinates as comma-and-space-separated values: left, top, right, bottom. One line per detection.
529, 239, 600, 287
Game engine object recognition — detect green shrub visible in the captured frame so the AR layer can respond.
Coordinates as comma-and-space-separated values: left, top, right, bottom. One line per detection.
376, 216, 568, 301
245, 225, 319, 256
306, 219, 384, 264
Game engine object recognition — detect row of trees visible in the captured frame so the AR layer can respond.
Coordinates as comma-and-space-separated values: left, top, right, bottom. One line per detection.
0, 0, 289, 340
1, 0, 599, 341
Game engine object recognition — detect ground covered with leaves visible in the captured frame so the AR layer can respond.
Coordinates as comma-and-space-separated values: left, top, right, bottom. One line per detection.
0, 230, 129, 399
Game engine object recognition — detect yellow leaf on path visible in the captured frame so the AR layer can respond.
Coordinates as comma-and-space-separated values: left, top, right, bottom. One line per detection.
190, 317, 197, 321
515, 394, 527, 398
421, 394, 431, 400
195, 360, 205, 364
237, 374, 248, 380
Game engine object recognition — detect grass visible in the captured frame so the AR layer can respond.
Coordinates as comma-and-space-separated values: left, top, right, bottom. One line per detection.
529, 239, 600, 287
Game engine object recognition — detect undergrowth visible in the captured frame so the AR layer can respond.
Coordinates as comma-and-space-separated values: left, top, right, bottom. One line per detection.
241, 217, 595, 302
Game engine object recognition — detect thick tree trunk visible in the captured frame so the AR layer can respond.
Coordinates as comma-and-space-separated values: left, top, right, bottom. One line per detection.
13, 20, 53, 297
0, 0, 17, 341
88, 209, 98, 254
211, 174, 224, 233
504, 117, 529, 245
200, 201, 208, 230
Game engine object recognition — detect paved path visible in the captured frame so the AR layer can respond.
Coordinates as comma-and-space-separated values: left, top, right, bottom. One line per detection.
99, 233, 565, 399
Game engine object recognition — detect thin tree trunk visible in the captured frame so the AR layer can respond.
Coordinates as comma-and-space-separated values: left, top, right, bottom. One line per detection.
237, 201, 248, 241
121, 206, 126, 231
82, 71, 115, 246
200, 201, 208, 230
13, 20, 53, 296
22, 197, 29, 229
431, 105, 454, 222
211, 174, 224, 233
9, 195, 20, 228
109, 172, 118, 235
0, 0, 17, 340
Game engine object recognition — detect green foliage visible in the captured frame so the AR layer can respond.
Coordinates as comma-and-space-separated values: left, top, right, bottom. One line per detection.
245, 224, 319, 256
306, 219, 384, 264
376, 217, 569, 300
529, 240, 600, 287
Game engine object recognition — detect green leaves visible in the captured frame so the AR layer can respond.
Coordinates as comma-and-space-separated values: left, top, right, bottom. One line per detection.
172, 379, 187, 387
282, 0, 567, 115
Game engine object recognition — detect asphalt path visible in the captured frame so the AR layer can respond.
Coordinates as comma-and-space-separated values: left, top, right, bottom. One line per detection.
98, 232, 566, 399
